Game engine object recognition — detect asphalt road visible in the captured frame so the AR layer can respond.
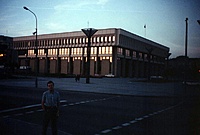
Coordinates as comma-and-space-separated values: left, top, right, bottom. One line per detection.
0, 84, 200, 135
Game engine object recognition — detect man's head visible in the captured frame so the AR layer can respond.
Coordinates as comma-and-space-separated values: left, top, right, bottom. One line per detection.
47, 81, 54, 91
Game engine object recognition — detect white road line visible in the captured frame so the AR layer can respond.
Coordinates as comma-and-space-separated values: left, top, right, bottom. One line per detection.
26, 111, 34, 114
96, 102, 183, 134
129, 120, 137, 124
101, 129, 112, 134
122, 123, 130, 126
112, 126, 122, 130
0, 100, 67, 114
36, 109, 43, 112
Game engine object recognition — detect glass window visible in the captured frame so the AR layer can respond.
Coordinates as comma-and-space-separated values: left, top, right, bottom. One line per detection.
93, 37, 96, 43
48, 49, 57, 55
28, 50, 35, 55
133, 51, 136, 58
112, 36, 115, 42
108, 36, 112, 43
91, 47, 97, 54
117, 48, 123, 55
101, 36, 104, 43
38, 49, 45, 55
126, 50, 130, 56
105, 36, 107, 42
97, 37, 100, 43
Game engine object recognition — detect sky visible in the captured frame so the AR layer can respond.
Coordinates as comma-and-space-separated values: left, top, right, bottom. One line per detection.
0, 0, 200, 58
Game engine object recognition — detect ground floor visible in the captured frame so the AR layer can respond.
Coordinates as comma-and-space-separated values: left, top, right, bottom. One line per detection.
19, 55, 164, 78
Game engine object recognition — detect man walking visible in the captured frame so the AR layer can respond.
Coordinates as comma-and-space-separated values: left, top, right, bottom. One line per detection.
42, 81, 60, 135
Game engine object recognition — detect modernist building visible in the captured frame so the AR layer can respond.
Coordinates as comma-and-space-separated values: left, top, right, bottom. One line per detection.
13, 28, 170, 77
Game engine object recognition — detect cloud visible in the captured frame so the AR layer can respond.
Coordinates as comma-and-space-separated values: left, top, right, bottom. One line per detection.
54, 0, 109, 12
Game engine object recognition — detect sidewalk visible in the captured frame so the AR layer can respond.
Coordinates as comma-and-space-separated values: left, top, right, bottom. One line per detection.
0, 76, 183, 97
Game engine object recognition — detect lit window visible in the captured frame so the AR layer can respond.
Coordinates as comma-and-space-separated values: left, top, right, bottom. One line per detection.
38, 49, 45, 55
84, 48, 87, 55
99, 47, 102, 54
28, 50, 35, 55
93, 37, 96, 43
97, 37, 100, 43
112, 36, 115, 42
133, 51, 136, 58
108, 36, 112, 43
126, 50, 130, 56
117, 48, 123, 55
48, 49, 57, 55
105, 36, 107, 42
101, 37, 104, 43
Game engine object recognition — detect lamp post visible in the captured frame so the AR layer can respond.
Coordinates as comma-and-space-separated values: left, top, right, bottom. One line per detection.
81, 28, 98, 83
184, 18, 188, 86
23, 6, 38, 88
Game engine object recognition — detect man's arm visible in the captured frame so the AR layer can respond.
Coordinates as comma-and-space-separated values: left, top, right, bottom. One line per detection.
42, 100, 45, 110
41, 93, 45, 110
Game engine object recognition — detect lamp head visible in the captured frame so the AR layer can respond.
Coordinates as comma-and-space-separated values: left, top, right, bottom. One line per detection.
197, 20, 200, 25
23, 6, 29, 10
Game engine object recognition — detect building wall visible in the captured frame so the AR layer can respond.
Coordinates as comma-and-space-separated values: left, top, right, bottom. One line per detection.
101, 59, 110, 75
13, 28, 170, 78
73, 59, 81, 75
61, 59, 68, 74
50, 59, 56, 74
39, 59, 45, 73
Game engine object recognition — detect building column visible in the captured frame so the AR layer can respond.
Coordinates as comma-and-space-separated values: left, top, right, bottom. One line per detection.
81, 47, 85, 76
68, 48, 73, 74
121, 48, 126, 77
95, 47, 99, 75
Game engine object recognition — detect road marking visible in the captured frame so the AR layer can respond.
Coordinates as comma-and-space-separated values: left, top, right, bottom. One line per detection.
96, 102, 184, 134
101, 129, 112, 134
26, 111, 34, 114
61, 96, 120, 108
1, 97, 118, 118
122, 123, 130, 127
0, 100, 67, 114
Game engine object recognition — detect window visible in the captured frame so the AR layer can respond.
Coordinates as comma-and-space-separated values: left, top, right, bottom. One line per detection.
105, 36, 107, 42
28, 50, 35, 55
133, 51, 136, 58
38, 49, 45, 55
97, 37, 100, 43
59, 48, 69, 55
117, 48, 123, 55
126, 50, 130, 56
91, 47, 97, 54
112, 36, 115, 42
48, 49, 57, 55
100, 36, 104, 43
108, 36, 112, 43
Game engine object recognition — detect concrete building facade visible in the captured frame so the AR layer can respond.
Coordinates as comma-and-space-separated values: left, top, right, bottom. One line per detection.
13, 28, 170, 77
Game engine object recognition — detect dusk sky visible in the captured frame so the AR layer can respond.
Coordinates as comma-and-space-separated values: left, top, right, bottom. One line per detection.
0, 0, 200, 58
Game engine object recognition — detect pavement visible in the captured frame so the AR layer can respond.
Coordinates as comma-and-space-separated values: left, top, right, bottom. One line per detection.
0, 76, 195, 135
0, 76, 184, 97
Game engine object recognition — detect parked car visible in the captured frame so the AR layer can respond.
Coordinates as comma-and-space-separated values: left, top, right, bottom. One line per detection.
105, 74, 115, 78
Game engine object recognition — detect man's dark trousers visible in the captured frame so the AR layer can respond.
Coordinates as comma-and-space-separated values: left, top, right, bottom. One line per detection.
42, 107, 58, 135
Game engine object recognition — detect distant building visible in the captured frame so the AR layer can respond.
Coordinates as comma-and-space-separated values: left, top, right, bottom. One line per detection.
0, 35, 18, 77
13, 28, 170, 77
168, 56, 200, 81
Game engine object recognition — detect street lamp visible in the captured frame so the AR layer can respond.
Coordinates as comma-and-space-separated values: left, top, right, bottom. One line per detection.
23, 6, 38, 88
81, 28, 98, 83
197, 20, 200, 25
